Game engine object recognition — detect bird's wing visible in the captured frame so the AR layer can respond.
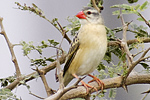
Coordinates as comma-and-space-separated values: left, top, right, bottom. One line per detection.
63, 34, 80, 77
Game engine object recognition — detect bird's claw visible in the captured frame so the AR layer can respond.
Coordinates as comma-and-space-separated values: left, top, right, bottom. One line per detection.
81, 80, 98, 94
88, 74, 104, 92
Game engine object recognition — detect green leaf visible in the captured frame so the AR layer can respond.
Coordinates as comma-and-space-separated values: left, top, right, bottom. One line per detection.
137, 17, 144, 21
103, 51, 111, 63
0, 89, 19, 100
112, 10, 120, 15
140, 63, 149, 69
111, 4, 131, 9
46, 58, 55, 62
0, 76, 16, 87
120, 53, 126, 61
134, 4, 140, 10
140, 1, 149, 11
109, 88, 117, 98
97, 63, 106, 71
48, 39, 59, 46
66, 16, 80, 36
128, 0, 138, 4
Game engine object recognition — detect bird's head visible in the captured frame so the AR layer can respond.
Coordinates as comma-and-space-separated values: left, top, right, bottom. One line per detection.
76, 7, 103, 25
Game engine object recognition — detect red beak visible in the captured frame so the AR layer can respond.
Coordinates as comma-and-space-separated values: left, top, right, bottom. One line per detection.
76, 11, 86, 19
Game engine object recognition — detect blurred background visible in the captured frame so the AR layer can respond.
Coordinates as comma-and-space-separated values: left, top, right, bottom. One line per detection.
0, 0, 150, 100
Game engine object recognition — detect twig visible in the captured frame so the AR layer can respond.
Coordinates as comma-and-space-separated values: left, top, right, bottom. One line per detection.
132, 48, 150, 59
44, 17, 71, 44
29, 92, 45, 99
132, 50, 144, 58
125, 54, 150, 80
56, 21, 71, 43
108, 37, 150, 47
91, 0, 100, 12
140, 48, 150, 59
0, 17, 21, 78
120, 9, 133, 66
32, 68, 54, 96
138, 12, 150, 28
142, 93, 149, 100
15, 3, 71, 44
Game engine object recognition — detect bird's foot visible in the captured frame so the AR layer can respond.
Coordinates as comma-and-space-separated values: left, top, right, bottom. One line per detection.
80, 80, 98, 94
88, 74, 104, 92
72, 73, 97, 94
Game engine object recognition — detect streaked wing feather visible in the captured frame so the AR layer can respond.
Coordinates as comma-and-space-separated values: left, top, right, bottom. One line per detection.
63, 35, 80, 77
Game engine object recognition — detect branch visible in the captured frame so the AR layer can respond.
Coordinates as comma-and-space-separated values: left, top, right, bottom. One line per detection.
56, 21, 71, 44
123, 49, 150, 86
34, 68, 54, 96
0, 17, 21, 78
140, 48, 150, 59
5, 54, 67, 90
15, 3, 71, 44
120, 9, 133, 66
44, 73, 150, 100
44, 17, 71, 44
138, 12, 150, 28
45, 77, 84, 100
119, 8, 134, 91
108, 37, 150, 47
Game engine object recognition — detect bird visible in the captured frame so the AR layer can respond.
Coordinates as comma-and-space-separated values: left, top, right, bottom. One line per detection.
63, 7, 107, 93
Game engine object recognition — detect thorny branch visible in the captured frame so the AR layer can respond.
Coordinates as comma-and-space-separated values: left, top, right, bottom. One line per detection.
118, 8, 150, 93
119, 8, 133, 91
0, 17, 21, 78
120, 8, 133, 66
45, 73, 150, 100
125, 49, 150, 81
45, 77, 85, 100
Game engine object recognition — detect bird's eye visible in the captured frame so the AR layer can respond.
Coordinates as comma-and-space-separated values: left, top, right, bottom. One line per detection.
87, 11, 91, 15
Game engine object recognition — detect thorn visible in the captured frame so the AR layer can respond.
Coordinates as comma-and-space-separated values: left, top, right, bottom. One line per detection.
122, 84, 128, 93
141, 89, 150, 94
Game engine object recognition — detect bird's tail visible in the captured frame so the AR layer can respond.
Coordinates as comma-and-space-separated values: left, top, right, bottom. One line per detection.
63, 72, 74, 87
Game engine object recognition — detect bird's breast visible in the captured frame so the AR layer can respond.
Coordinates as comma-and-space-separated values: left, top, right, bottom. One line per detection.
75, 24, 107, 76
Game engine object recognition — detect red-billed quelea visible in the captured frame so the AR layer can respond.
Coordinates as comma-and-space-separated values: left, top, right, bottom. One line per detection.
63, 7, 107, 93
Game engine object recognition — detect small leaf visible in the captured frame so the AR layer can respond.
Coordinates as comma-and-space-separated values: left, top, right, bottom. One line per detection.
128, 0, 138, 4
48, 39, 54, 44
140, 63, 149, 69
109, 88, 117, 98
112, 10, 120, 15
97, 63, 106, 71
46, 58, 55, 62
103, 51, 111, 63
140, 1, 149, 10
134, 4, 140, 10
137, 17, 144, 21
